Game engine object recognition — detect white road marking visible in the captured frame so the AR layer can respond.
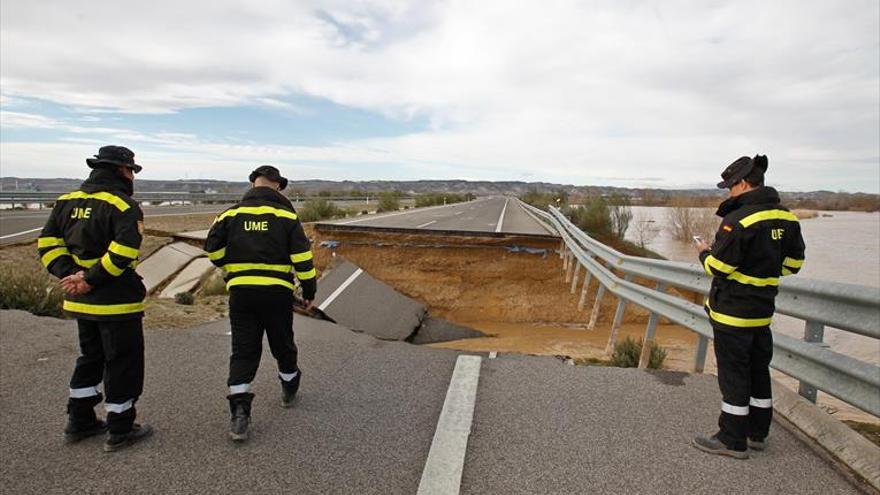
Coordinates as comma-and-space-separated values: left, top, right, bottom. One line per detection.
488, 352, 497, 359
333, 200, 488, 225
417, 355, 482, 495
494, 198, 509, 233
0, 227, 42, 240
454, 211, 463, 215
318, 268, 363, 311
417, 220, 438, 228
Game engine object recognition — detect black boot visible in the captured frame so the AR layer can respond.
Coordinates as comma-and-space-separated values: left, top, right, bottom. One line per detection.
228, 393, 254, 442
280, 371, 301, 408
104, 406, 153, 452
64, 393, 107, 443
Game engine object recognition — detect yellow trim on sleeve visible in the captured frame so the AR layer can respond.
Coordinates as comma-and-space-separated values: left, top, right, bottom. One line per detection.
101, 254, 126, 276
705, 255, 737, 275
290, 251, 313, 263
38, 237, 66, 248
41, 247, 70, 267
207, 247, 226, 261
783, 257, 804, 269
72, 255, 99, 268
295, 268, 317, 281
108, 241, 139, 259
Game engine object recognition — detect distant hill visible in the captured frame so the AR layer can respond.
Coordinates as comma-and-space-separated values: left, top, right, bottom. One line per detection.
0, 177, 876, 210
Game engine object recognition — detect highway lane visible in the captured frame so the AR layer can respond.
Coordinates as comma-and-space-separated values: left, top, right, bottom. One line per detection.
0, 310, 860, 494
323, 197, 554, 236
0, 205, 227, 246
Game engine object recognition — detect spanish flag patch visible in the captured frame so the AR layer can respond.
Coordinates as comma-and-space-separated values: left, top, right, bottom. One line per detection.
722, 225, 733, 232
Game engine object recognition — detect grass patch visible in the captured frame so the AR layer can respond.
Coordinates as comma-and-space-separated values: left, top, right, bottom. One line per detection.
0, 265, 65, 317
298, 199, 347, 222
610, 336, 667, 369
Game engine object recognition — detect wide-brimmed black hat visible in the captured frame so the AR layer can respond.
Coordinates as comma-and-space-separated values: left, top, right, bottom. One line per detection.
717, 154, 768, 189
249, 165, 288, 190
86, 145, 142, 173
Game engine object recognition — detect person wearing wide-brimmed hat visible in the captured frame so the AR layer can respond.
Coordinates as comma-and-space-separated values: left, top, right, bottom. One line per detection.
692, 155, 806, 459
205, 165, 317, 442
38, 145, 153, 452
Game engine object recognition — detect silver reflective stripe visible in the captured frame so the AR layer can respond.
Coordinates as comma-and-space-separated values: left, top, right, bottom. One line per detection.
279, 371, 299, 382
750, 397, 773, 408
69, 386, 100, 398
105, 400, 133, 414
229, 384, 251, 394
721, 401, 749, 416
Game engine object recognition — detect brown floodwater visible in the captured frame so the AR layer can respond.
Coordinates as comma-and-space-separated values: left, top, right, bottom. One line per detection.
627, 206, 880, 422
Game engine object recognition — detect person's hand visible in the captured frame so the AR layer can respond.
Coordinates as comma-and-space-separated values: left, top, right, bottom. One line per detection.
695, 239, 711, 253
303, 300, 314, 311
61, 271, 92, 295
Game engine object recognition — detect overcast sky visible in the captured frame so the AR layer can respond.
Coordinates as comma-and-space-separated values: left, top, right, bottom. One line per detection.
1, 0, 878, 192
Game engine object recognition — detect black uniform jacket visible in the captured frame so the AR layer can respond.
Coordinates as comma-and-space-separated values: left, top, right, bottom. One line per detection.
699, 187, 806, 329
204, 187, 317, 300
38, 169, 146, 321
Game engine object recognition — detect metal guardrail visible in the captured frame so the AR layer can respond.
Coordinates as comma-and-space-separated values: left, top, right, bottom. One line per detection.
518, 199, 880, 417
0, 191, 411, 205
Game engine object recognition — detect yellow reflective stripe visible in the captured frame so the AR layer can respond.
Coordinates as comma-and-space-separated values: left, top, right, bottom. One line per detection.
216, 206, 297, 223
101, 254, 126, 276
781, 267, 794, 276
41, 247, 70, 267
63, 300, 144, 315
208, 247, 226, 261
38, 237, 66, 248
226, 276, 295, 291
295, 268, 317, 280
224, 263, 292, 273
783, 257, 804, 269
290, 251, 313, 264
108, 241, 139, 259
706, 303, 773, 328
72, 255, 99, 268
57, 191, 130, 212
705, 255, 737, 275
739, 209, 799, 228
727, 271, 779, 287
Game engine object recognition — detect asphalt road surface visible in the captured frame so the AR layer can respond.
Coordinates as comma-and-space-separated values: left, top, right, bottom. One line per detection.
0, 205, 227, 246
321, 197, 554, 236
0, 309, 860, 495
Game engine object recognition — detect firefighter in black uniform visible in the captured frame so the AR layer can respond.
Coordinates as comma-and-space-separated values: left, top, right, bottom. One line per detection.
693, 155, 806, 459
205, 165, 317, 442
38, 145, 153, 452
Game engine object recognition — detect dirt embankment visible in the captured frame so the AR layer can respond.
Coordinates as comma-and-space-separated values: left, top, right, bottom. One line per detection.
309, 227, 700, 368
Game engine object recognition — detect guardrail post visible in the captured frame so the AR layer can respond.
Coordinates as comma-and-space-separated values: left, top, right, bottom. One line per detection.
587, 283, 607, 331
577, 267, 593, 311
693, 335, 709, 373
798, 320, 826, 403
638, 282, 667, 368
559, 240, 565, 260
565, 254, 576, 283
569, 262, 581, 293
562, 249, 569, 272
605, 275, 634, 355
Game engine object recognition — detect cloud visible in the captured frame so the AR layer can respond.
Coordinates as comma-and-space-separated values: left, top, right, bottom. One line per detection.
0, 0, 878, 191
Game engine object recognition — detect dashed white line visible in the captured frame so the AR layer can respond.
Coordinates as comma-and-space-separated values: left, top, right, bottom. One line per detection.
417, 220, 438, 228
488, 352, 497, 359
333, 199, 489, 225
494, 198, 509, 233
318, 268, 363, 311
417, 355, 482, 495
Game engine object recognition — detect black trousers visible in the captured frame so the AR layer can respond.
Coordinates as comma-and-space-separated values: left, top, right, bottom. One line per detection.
227, 287, 298, 391
69, 318, 144, 434
713, 323, 774, 450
